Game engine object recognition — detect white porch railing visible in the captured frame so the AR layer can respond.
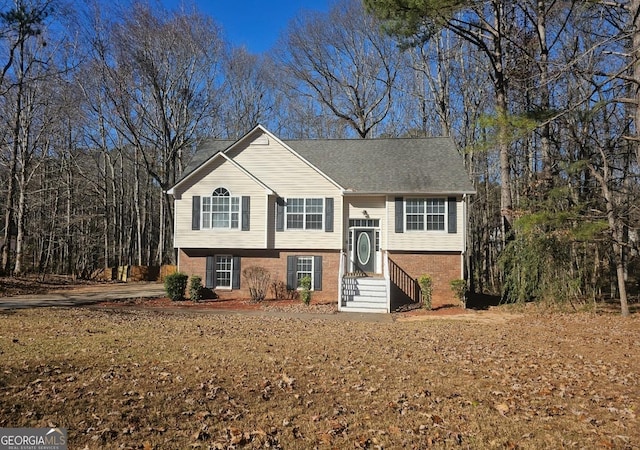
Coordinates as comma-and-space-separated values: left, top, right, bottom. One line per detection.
383, 251, 391, 311
337, 250, 346, 311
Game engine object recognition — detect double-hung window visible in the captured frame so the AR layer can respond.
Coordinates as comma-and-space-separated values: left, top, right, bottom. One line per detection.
286, 255, 322, 291
286, 198, 323, 230
205, 255, 240, 289
215, 255, 233, 288
405, 198, 446, 231
202, 187, 239, 229
296, 256, 314, 289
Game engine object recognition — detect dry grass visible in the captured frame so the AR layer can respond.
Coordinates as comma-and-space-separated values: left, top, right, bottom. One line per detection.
0, 307, 638, 449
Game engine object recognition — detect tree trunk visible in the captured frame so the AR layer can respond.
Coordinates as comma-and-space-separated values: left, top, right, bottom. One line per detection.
1, 138, 18, 274
491, 2, 513, 239
13, 159, 27, 275
156, 192, 164, 266
134, 146, 143, 266
65, 161, 73, 275
589, 159, 630, 317
612, 240, 630, 317
536, 0, 553, 187
497, 79, 513, 238
630, 0, 640, 168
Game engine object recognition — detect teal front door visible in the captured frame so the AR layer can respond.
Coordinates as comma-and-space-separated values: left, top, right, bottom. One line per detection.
354, 229, 375, 273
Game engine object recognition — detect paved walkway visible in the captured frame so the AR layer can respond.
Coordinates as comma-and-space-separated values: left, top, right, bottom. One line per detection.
0, 282, 166, 311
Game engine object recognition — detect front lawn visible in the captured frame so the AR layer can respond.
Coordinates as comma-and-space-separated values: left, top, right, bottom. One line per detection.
0, 308, 638, 448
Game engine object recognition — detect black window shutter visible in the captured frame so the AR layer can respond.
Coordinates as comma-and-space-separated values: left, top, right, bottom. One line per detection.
205, 255, 215, 288
276, 198, 285, 232
448, 197, 457, 233
286, 255, 297, 290
232, 256, 241, 289
241, 196, 250, 231
313, 256, 322, 291
324, 198, 334, 232
192, 196, 201, 230
395, 197, 404, 233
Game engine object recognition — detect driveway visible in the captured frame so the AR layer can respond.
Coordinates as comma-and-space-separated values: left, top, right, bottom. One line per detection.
0, 282, 166, 311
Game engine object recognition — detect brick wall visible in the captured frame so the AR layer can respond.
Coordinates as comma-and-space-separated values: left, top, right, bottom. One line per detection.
387, 251, 462, 308
179, 248, 463, 308
179, 249, 340, 301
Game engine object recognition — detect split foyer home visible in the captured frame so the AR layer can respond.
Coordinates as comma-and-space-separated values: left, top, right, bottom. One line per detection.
168, 125, 475, 312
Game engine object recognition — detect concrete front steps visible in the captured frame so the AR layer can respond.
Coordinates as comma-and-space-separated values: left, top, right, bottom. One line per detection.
340, 277, 388, 313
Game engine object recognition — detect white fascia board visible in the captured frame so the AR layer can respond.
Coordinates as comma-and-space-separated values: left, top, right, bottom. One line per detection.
168, 145, 233, 195
171, 150, 274, 196
374, 190, 476, 197
217, 152, 274, 195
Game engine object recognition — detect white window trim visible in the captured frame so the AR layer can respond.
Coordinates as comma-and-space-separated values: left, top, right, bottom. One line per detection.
404, 197, 447, 232
285, 198, 324, 231
201, 187, 240, 230
215, 254, 233, 290
296, 256, 315, 290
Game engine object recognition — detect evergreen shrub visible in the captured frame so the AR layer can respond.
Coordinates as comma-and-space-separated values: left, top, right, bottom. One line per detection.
164, 272, 188, 301
450, 279, 467, 308
189, 275, 203, 302
300, 275, 312, 305
418, 274, 433, 310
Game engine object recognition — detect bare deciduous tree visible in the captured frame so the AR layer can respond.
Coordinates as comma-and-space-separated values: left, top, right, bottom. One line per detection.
84, 1, 225, 264
275, 0, 399, 138
220, 47, 274, 138
0, 0, 51, 274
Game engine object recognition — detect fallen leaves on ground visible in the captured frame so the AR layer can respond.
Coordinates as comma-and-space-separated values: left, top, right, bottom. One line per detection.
0, 307, 638, 449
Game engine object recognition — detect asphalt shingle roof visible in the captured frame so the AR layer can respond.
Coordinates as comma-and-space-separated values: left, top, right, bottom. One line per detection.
289, 138, 474, 194
182, 139, 234, 178
180, 136, 475, 195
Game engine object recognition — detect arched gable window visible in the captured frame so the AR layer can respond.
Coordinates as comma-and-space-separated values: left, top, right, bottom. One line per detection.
202, 187, 240, 229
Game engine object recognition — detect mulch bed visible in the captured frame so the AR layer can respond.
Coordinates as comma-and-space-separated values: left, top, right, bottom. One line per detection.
95, 296, 340, 314
95, 296, 469, 317
400, 304, 468, 317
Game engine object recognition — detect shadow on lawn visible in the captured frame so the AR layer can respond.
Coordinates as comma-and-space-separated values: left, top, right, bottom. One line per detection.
466, 291, 639, 314
466, 292, 502, 310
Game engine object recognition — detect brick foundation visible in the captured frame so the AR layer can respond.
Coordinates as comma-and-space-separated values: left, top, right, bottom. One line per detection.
387, 251, 463, 308
178, 248, 463, 309
178, 249, 340, 301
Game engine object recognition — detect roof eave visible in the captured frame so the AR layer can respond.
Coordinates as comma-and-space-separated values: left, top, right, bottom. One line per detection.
168, 147, 274, 196
344, 189, 477, 196
168, 147, 230, 193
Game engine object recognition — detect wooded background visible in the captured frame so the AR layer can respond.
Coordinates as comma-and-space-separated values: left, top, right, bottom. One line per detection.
1, 0, 638, 314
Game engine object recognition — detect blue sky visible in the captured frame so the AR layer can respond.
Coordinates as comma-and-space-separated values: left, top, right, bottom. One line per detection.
160, 0, 331, 53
